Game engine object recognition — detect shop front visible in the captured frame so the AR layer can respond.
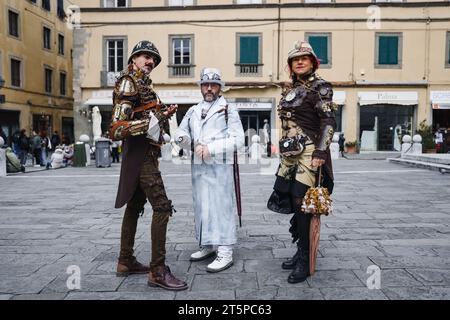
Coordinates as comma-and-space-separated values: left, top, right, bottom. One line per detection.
0, 110, 20, 146
333, 91, 346, 133
358, 91, 418, 151
431, 91, 450, 130
227, 99, 274, 149
430, 91, 450, 153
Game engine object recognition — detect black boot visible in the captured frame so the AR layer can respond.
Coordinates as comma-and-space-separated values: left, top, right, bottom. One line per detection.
281, 247, 301, 270
287, 247, 310, 284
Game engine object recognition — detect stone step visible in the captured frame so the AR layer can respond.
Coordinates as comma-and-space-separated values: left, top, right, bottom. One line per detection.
387, 157, 450, 173
402, 154, 450, 165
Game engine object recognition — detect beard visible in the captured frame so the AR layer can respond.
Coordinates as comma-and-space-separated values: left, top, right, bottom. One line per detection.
202, 92, 219, 102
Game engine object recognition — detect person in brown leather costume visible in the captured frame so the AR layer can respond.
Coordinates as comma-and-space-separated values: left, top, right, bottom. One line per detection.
109, 40, 188, 291
267, 41, 337, 284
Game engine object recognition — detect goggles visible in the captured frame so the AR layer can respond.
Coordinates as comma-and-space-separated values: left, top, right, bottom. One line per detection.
201, 73, 221, 81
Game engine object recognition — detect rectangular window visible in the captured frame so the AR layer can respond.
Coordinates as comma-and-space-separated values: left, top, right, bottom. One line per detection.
237, 34, 262, 76
168, 0, 194, 6
8, 10, 19, 38
60, 72, 67, 96
43, 27, 51, 50
376, 33, 402, 68
58, 34, 65, 55
57, 0, 65, 20
173, 38, 191, 65
107, 40, 124, 72
42, 0, 51, 11
446, 31, 450, 68
306, 33, 331, 67
169, 36, 194, 77
103, 0, 128, 7
10, 58, 22, 88
45, 68, 53, 93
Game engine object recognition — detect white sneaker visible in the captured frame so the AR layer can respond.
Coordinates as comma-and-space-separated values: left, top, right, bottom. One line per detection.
190, 247, 216, 261
206, 255, 233, 273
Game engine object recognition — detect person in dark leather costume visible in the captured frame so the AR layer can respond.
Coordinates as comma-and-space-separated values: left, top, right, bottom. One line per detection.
109, 40, 188, 291
267, 41, 337, 284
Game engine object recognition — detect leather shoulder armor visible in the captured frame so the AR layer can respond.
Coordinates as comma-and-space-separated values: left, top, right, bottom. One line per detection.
115, 75, 138, 97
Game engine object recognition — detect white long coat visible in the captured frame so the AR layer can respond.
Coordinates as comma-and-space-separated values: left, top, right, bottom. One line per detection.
175, 96, 245, 245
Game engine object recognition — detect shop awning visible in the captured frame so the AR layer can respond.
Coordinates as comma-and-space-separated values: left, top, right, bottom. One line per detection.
358, 91, 418, 106
227, 102, 272, 111
431, 91, 450, 110
84, 89, 204, 106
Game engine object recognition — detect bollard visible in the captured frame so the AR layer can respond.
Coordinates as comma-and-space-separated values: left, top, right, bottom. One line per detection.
412, 134, 423, 154
401, 135, 412, 157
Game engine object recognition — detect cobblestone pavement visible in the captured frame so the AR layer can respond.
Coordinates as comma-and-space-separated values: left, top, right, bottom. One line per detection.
0, 157, 449, 300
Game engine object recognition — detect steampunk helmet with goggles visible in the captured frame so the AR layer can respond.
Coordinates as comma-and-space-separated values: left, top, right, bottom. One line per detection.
128, 40, 162, 67
197, 68, 225, 87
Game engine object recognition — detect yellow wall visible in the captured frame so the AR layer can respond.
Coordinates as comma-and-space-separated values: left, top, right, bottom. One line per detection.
0, 0, 74, 135
71, 0, 450, 145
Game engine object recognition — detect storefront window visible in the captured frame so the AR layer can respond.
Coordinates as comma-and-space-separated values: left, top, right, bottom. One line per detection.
360, 105, 414, 151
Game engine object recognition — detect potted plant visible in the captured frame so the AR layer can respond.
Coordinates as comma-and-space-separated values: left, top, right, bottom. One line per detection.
416, 120, 435, 153
344, 140, 358, 154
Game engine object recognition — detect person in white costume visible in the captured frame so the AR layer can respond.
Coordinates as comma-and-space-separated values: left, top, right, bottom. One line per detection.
176, 68, 245, 272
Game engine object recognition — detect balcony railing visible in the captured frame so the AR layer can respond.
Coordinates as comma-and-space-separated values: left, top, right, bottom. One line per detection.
168, 65, 194, 78
236, 64, 262, 76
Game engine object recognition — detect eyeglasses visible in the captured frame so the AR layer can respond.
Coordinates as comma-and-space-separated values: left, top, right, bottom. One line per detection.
201, 73, 221, 81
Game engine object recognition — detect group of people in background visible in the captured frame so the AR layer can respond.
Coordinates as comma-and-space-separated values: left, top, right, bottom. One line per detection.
1, 128, 74, 173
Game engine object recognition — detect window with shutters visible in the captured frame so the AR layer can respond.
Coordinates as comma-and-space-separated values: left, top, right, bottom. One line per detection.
305, 33, 332, 68
375, 33, 402, 69
236, 34, 262, 76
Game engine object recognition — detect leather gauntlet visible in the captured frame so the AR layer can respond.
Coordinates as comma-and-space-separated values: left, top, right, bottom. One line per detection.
110, 119, 149, 141
312, 124, 334, 160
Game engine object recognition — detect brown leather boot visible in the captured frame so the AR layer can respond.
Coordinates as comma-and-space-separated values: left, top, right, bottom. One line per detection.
116, 256, 150, 277
147, 265, 188, 291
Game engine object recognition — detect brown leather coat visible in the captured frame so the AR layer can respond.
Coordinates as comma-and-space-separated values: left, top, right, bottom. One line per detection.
110, 66, 163, 208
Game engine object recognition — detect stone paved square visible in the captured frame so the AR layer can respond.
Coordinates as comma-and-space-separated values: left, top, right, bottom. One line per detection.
0, 158, 449, 300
